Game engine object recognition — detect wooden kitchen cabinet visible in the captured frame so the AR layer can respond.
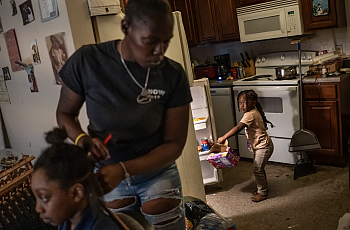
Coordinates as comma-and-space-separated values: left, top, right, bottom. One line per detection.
168, 0, 198, 46
301, 0, 347, 31
193, 0, 240, 45
303, 77, 350, 166
236, 0, 274, 7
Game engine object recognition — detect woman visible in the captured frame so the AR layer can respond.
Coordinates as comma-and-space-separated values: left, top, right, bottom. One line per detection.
56, 0, 191, 229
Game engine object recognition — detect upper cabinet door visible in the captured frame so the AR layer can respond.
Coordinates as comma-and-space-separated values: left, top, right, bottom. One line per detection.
214, 0, 240, 41
168, 0, 198, 47
193, 0, 219, 44
236, 0, 269, 7
301, 0, 347, 31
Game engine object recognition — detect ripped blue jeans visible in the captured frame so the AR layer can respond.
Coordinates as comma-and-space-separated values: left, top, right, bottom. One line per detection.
103, 163, 185, 229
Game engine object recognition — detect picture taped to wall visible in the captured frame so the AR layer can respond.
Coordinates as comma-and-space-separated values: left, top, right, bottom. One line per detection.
313, 0, 329, 16
10, 0, 18, 16
45, 32, 68, 85
30, 40, 41, 65
19, 0, 35, 25
4, 29, 22, 72
2, 67, 11, 81
0, 75, 11, 104
24, 66, 39, 92
38, 0, 59, 22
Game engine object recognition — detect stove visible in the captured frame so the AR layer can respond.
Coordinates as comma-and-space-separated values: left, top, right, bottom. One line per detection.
232, 51, 316, 164
233, 51, 316, 86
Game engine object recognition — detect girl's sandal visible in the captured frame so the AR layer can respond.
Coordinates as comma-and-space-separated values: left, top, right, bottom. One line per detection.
251, 193, 267, 202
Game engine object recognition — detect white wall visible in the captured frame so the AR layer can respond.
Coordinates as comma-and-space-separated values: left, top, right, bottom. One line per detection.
0, 0, 94, 158
189, 2, 350, 65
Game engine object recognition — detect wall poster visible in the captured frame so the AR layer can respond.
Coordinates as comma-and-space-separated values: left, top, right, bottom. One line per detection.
3, 29, 22, 72
45, 32, 68, 85
312, 0, 329, 16
38, 0, 59, 22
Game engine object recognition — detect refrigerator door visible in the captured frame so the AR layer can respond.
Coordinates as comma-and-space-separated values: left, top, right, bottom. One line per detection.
165, 11, 194, 87
192, 78, 222, 185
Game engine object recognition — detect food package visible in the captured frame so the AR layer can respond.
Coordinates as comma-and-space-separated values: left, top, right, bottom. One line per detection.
206, 143, 240, 169
195, 213, 237, 230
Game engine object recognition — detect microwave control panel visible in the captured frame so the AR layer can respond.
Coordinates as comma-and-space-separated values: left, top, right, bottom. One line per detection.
285, 6, 302, 35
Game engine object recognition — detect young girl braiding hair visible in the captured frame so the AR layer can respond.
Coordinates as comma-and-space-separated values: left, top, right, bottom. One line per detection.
31, 128, 123, 229
217, 89, 274, 202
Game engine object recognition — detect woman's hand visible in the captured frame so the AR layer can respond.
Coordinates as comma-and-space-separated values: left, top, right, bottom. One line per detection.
217, 136, 226, 144
80, 136, 110, 162
96, 163, 125, 194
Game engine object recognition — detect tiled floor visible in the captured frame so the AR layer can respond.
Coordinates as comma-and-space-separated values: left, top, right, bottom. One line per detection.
205, 159, 350, 230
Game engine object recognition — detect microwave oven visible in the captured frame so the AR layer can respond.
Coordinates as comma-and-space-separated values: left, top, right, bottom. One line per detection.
237, 0, 305, 42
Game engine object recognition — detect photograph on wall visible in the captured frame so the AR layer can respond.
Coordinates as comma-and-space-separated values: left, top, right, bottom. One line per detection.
4, 29, 22, 72
45, 32, 68, 85
38, 0, 59, 22
312, 0, 329, 16
19, 0, 35, 25
24, 66, 39, 92
0, 16, 3, 33
30, 39, 41, 65
2, 67, 11, 81
10, 0, 18, 16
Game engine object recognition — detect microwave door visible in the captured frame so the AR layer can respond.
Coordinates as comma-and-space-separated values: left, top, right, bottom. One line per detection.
238, 8, 287, 42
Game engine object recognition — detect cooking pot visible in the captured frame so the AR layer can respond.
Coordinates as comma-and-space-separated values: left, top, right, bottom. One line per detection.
275, 66, 297, 79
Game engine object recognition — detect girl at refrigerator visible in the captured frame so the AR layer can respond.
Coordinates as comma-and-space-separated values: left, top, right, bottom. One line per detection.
31, 128, 123, 229
218, 89, 274, 202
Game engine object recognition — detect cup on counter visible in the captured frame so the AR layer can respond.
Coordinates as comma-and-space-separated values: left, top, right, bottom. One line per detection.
230, 68, 238, 79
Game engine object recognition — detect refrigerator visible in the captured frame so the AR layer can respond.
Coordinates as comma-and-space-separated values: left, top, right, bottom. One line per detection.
190, 78, 222, 185
93, 11, 221, 186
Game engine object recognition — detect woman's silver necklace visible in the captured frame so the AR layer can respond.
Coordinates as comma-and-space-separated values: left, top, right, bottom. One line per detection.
119, 40, 151, 104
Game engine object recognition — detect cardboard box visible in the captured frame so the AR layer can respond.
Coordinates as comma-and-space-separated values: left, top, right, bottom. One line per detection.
309, 61, 343, 75
207, 143, 240, 169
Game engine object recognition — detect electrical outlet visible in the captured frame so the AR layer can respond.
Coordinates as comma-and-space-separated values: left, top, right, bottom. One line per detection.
335, 45, 343, 54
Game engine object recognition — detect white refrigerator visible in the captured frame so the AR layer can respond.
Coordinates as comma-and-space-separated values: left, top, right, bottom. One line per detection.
92, 11, 221, 186
190, 78, 222, 185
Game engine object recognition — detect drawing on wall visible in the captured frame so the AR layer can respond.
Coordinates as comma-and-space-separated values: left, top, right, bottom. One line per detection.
10, 0, 18, 16
19, 0, 35, 25
25, 66, 38, 92
4, 29, 22, 72
30, 40, 41, 65
45, 32, 68, 85
0, 16, 3, 33
38, 0, 59, 22
2, 67, 11, 81
312, 0, 329, 16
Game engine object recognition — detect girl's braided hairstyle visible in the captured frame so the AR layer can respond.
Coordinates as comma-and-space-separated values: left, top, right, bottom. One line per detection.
237, 89, 274, 129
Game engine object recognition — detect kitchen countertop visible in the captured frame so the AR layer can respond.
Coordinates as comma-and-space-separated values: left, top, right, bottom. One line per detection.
208, 79, 238, 87
302, 73, 350, 83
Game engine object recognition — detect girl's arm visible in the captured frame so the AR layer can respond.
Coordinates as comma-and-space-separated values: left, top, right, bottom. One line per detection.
217, 122, 246, 144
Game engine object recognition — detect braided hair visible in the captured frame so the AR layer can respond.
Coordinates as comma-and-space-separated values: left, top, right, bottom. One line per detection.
34, 128, 103, 202
237, 90, 274, 130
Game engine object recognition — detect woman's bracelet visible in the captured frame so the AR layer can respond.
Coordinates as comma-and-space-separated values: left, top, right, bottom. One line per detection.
119, 161, 130, 179
75, 133, 88, 146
